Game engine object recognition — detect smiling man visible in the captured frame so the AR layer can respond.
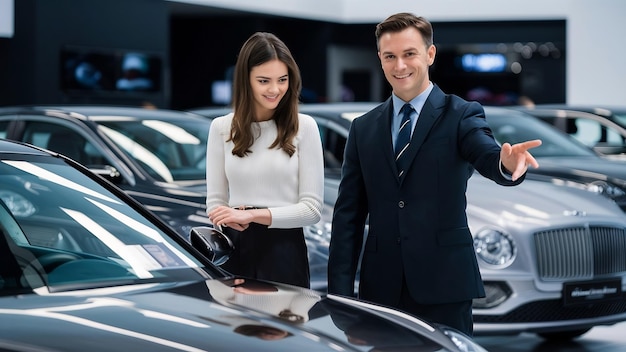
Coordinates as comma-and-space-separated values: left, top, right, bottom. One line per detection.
327, 12, 541, 336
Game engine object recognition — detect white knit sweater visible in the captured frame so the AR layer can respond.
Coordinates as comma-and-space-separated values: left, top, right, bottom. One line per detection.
205, 112, 324, 228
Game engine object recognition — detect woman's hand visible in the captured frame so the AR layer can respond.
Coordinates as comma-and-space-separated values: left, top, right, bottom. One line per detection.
208, 206, 252, 231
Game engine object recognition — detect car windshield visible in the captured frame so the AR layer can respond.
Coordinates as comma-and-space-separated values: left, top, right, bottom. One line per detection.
613, 112, 626, 127
96, 116, 211, 182
0, 155, 209, 294
486, 109, 598, 157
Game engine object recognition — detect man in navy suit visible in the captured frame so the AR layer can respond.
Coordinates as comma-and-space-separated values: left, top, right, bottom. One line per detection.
327, 12, 542, 336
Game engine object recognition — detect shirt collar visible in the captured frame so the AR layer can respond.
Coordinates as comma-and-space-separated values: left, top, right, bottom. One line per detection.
392, 82, 434, 116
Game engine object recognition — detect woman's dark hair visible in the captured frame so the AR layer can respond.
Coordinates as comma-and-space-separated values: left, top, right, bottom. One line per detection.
230, 32, 301, 157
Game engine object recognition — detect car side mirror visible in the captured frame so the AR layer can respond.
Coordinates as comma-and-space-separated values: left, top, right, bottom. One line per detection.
190, 226, 233, 266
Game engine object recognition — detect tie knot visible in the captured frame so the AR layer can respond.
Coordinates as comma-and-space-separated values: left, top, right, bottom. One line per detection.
401, 103, 413, 117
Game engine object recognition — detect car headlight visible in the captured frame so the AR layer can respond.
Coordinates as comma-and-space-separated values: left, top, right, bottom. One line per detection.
473, 228, 516, 266
587, 180, 626, 198
0, 190, 36, 217
442, 327, 488, 352
550, 178, 625, 200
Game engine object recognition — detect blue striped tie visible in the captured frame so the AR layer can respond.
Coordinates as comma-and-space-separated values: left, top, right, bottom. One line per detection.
395, 104, 413, 178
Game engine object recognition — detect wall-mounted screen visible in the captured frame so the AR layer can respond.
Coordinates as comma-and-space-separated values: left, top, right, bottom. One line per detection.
60, 46, 163, 96
459, 53, 507, 73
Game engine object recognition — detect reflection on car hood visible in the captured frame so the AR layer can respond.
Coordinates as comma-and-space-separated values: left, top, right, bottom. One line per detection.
467, 173, 625, 221
0, 279, 457, 351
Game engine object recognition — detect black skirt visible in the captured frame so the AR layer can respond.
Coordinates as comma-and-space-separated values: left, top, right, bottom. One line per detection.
221, 223, 310, 288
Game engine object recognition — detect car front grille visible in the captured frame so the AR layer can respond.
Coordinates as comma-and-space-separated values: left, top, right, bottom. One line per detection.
474, 297, 626, 323
535, 225, 626, 280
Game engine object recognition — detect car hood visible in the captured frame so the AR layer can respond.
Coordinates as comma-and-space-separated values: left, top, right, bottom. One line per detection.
467, 173, 626, 222
531, 157, 626, 186
0, 279, 459, 352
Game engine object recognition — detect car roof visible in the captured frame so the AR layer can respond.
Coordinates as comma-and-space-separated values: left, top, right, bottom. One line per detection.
189, 102, 384, 120
191, 102, 528, 121
516, 104, 626, 116
0, 138, 50, 156
0, 105, 208, 121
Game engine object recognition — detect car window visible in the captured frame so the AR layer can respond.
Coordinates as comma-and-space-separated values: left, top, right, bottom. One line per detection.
570, 118, 624, 148
97, 118, 210, 182
614, 113, 626, 127
0, 121, 9, 139
317, 124, 345, 170
487, 111, 598, 157
0, 156, 207, 290
570, 118, 602, 146
22, 122, 107, 167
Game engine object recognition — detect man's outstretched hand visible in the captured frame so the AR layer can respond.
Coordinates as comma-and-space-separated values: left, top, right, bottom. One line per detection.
501, 139, 542, 181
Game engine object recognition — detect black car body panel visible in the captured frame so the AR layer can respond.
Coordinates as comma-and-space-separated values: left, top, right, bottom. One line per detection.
0, 280, 465, 351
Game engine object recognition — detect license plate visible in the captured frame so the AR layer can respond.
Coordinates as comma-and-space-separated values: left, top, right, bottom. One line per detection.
563, 278, 622, 306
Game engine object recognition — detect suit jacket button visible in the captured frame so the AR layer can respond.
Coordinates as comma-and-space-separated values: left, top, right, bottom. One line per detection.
398, 201, 405, 208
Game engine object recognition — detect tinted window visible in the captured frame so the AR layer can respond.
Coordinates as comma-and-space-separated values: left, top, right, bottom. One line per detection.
98, 118, 210, 182
0, 121, 9, 139
487, 111, 597, 157
22, 122, 107, 166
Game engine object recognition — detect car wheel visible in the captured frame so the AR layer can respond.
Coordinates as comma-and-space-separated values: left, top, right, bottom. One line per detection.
537, 328, 591, 340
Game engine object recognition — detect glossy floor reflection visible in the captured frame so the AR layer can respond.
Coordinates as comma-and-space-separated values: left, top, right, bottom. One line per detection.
474, 321, 626, 351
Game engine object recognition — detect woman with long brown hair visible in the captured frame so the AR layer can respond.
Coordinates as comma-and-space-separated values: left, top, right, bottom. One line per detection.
206, 32, 324, 288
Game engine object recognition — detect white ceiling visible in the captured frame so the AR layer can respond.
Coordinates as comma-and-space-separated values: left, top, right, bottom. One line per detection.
167, 0, 572, 23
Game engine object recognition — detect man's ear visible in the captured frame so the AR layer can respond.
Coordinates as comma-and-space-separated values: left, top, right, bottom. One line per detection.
428, 44, 436, 66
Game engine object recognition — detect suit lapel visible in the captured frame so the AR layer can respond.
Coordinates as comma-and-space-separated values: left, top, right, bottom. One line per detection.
372, 99, 397, 178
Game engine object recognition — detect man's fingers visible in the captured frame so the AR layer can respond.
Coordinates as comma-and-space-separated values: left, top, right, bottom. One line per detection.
526, 152, 540, 169
515, 139, 542, 151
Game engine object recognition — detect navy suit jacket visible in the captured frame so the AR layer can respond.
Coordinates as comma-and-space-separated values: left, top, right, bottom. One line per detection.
328, 85, 524, 306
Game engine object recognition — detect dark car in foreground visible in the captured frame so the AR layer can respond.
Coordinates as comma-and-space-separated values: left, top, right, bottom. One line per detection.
193, 103, 626, 340
512, 104, 626, 158
0, 139, 485, 351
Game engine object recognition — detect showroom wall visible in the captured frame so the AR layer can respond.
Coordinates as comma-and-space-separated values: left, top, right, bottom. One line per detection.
0, 0, 169, 107
1, 0, 623, 108
170, 14, 565, 108
174, 0, 626, 106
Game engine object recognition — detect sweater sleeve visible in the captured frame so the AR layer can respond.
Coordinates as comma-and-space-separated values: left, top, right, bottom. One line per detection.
205, 114, 231, 214
268, 114, 324, 228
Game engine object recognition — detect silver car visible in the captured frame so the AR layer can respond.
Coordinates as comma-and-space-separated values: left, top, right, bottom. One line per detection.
241, 103, 626, 341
